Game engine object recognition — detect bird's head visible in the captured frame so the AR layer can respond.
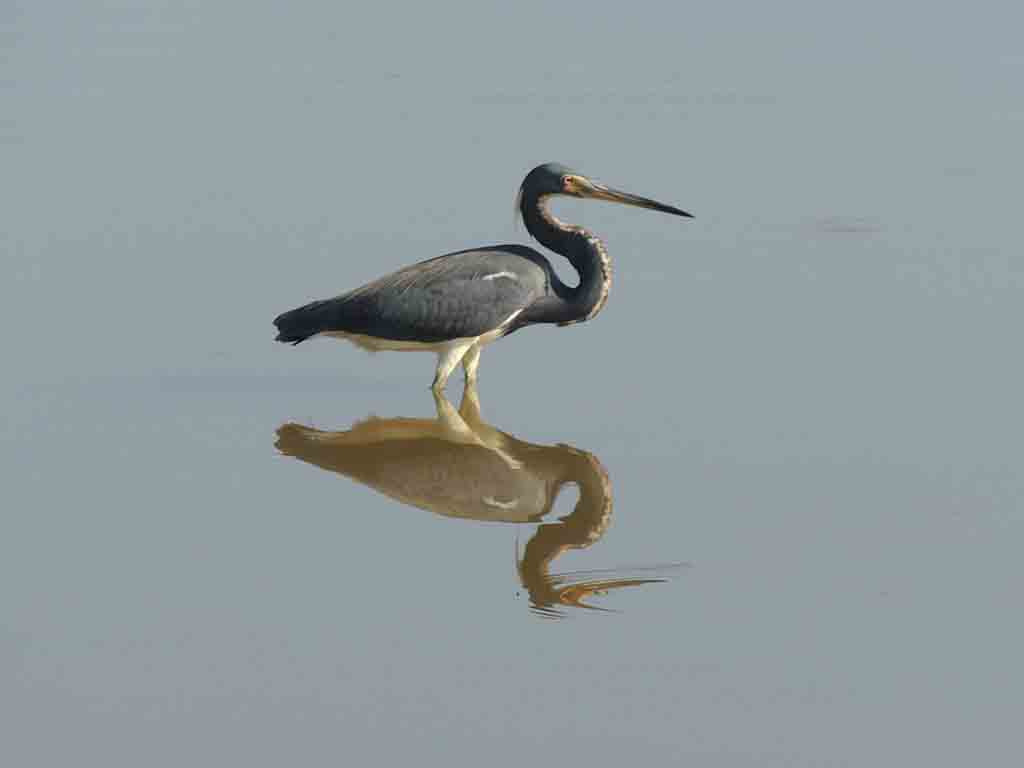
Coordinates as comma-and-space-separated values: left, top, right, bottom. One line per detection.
518, 162, 693, 218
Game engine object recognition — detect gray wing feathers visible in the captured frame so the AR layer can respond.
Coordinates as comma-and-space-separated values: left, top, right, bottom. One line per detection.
276, 248, 549, 344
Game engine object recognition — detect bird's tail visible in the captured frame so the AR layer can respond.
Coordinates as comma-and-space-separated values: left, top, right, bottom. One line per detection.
273, 299, 334, 345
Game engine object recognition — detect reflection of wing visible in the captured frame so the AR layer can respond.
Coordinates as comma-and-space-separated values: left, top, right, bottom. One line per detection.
276, 423, 550, 522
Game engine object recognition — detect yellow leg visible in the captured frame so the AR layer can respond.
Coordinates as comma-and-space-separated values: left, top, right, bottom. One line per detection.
432, 341, 474, 392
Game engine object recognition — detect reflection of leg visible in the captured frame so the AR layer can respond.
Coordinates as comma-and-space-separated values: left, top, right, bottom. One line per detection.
432, 340, 473, 392
432, 387, 474, 437
462, 344, 481, 384
459, 379, 483, 425
431, 387, 454, 417
455, 382, 521, 470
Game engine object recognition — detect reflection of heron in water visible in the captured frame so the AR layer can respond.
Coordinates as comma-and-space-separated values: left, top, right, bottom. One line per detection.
275, 387, 680, 617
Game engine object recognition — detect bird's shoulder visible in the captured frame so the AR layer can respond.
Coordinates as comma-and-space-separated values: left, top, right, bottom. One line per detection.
406, 245, 551, 281
345, 245, 551, 300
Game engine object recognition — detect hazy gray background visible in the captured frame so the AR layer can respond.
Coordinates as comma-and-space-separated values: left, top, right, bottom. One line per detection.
3, 1, 1022, 765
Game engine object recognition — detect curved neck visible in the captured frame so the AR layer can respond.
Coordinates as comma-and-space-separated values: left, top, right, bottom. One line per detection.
519, 190, 612, 326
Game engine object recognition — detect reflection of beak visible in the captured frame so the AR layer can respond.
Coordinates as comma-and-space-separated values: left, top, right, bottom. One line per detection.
584, 181, 693, 218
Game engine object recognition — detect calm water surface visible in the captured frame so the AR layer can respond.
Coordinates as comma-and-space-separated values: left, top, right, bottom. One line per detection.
3, 2, 1022, 765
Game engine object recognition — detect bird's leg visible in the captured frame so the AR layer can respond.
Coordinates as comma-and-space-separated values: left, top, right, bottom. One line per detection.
432, 341, 474, 393
462, 344, 482, 385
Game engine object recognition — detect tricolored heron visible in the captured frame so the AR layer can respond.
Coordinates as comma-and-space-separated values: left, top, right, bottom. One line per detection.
273, 162, 692, 390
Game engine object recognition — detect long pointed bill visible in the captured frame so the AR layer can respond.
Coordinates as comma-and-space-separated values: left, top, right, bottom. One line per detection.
586, 183, 693, 218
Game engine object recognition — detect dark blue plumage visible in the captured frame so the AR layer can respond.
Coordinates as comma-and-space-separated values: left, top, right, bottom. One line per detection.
274, 246, 549, 345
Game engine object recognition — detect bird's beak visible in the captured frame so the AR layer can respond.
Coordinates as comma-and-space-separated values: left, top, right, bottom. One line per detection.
578, 178, 693, 218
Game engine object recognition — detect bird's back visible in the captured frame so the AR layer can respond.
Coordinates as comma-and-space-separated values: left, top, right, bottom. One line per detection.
274, 246, 551, 345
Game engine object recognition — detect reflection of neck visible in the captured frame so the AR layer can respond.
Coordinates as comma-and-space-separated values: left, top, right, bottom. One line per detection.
518, 450, 613, 607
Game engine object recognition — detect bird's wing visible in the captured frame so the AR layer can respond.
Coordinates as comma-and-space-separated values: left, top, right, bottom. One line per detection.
318, 248, 549, 343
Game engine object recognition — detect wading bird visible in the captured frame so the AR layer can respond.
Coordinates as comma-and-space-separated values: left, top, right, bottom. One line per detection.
273, 163, 692, 390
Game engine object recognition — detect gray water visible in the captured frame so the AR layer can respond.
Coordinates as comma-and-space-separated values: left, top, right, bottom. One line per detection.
3, 2, 1022, 765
